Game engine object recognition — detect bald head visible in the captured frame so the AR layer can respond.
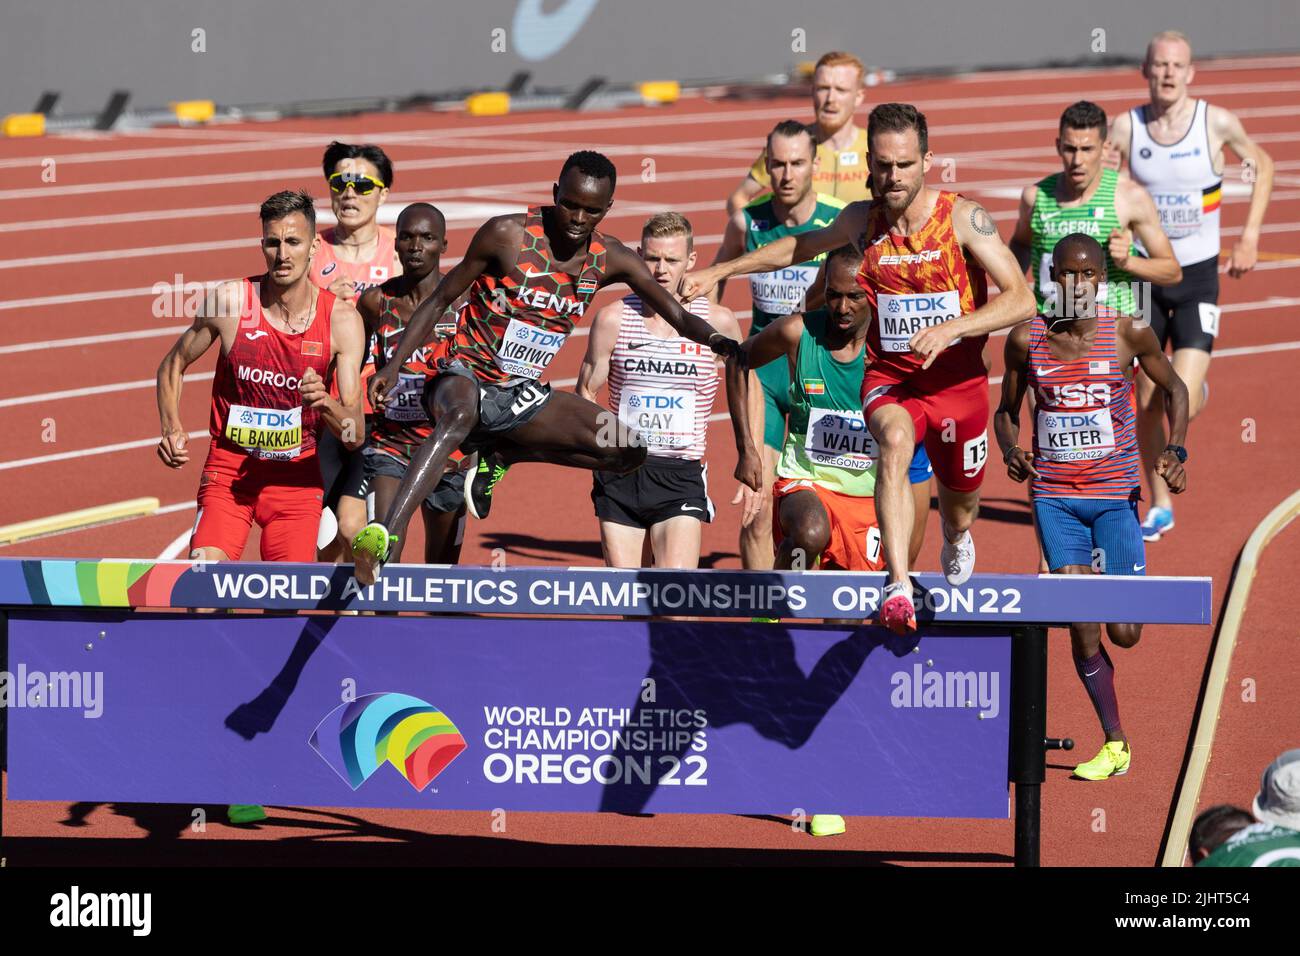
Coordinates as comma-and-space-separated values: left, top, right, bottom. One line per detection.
1053, 233, 1105, 272
397, 202, 445, 237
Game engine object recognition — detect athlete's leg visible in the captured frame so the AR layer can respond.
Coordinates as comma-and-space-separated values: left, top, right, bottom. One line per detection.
499, 389, 648, 472
1093, 497, 1147, 649
867, 403, 916, 585
648, 516, 702, 570
740, 444, 780, 570
421, 504, 466, 565
1172, 347, 1212, 421
332, 494, 368, 562
774, 489, 831, 571
909, 475, 931, 568
600, 521, 649, 568
1136, 370, 1175, 513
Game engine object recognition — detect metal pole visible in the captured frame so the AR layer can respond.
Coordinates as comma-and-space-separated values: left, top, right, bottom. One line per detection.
1010, 625, 1048, 867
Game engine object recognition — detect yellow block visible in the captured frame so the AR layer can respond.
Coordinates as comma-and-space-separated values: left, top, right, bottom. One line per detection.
795, 60, 817, 79
3, 113, 46, 137
639, 80, 680, 105
172, 100, 216, 123
0, 497, 160, 545
465, 92, 510, 116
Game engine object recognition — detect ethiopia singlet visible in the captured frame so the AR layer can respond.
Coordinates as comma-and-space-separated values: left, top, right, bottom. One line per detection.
856, 191, 989, 385
606, 294, 717, 461
748, 128, 873, 203
208, 278, 335, 461
778, 309, 878, 496
1128, 100, 1222, 267
744, 193, 846, 331
1029, 168, 1138, 314
1026, 305, 1139, 499
451, 207, 608, 383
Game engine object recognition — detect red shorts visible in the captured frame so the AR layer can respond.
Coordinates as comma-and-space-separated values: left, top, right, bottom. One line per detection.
190, 444, 324, 562
772, 477, 884, 572
862, 370, 989, 493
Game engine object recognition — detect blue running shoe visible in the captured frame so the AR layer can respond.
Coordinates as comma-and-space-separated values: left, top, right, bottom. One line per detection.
1140, 507, 1175, 542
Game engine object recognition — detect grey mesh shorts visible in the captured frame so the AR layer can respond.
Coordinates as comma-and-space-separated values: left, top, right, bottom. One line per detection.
362, 448, 466, 514
436, 358, 554, 440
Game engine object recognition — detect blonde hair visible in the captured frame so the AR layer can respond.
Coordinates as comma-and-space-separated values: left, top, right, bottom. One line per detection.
815, 51, 865, 83
1146, 30, 1193, 65
642, 211, 694, 252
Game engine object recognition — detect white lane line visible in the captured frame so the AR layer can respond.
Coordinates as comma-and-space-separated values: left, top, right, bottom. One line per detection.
0, 372, 213, 409
0, 430, 207, 471
0, 324, 187, 355
157, 513, 197, 559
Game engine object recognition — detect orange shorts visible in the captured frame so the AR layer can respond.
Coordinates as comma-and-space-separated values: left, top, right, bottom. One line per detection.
772, 477, 884, 571
190, 444, 324, 562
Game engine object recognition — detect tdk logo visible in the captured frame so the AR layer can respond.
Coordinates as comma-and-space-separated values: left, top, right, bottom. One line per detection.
629, 395, 684, 409
1045, 412, 1103, 429
238, 409, 296, 427
1156, 194, 1193, 206
890, 295, 948, 311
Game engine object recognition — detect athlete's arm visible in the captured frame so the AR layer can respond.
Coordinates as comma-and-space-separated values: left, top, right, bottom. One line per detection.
709, 206, 749, 303
1008, 183, 1038, 274
1115, 180, 1182, 285
728, 315, 804, 495
683, 201, 869, 300
707, 304, 743, 367
726, 152, 771, 216
993, 322, 1039, 482
576, 300, 622, 402
1122, 316, 1189, 492
155, 280, 239, 468
1106, 112, 1132, 175
1212, 105, 1275, 278
309, 297, 366, 451
355, 286, 383, 340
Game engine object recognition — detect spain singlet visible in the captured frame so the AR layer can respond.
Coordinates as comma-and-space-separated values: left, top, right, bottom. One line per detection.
856, 191, 989, 385
778, 310, 877, 496
451, 207, 608, 384
606, 294, 717, 461
1128, 100, 1222, 267
1029, 169, 1138, 314
1027, 306, 1139, 499
209, 278, 335, 461
745, 193, 846, 331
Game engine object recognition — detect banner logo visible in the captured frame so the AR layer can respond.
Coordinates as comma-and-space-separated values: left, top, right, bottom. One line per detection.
309, 692, 466, 791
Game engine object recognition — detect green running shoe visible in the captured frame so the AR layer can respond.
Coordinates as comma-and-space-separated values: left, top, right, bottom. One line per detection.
810, 814, 846, 837
352, 522, 398, 587
227, 804, 267, 825
465, 451, 510, 520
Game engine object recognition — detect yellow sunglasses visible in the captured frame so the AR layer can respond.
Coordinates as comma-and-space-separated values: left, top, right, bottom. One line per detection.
328, 172, 386, 195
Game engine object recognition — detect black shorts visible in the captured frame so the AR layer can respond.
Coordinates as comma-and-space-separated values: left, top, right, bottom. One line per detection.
592, 456, 713, 529
1149, 255, 1220, 353
362, 448, 466, 514
436, 359, 553, 447
318, 427, 369, 509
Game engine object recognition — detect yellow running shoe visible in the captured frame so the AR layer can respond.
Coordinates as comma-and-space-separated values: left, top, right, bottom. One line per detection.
352, 522, 397, 588
227, 804, 267, 824
1073, 741, 1131, 780
810, 814, 846, 837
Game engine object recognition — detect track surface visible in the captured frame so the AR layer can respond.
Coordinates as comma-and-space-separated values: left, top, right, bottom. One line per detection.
2, 58, 1298, 865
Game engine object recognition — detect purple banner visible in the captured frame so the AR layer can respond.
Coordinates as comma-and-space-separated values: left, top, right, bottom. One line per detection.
7, 612, 1011, 818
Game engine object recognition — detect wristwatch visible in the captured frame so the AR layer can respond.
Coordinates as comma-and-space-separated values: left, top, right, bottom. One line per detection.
1164, 444, 1188, 463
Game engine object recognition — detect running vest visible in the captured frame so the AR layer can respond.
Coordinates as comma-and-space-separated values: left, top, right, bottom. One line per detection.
1026, 306, 1139, 499
1128, 100, 1222, 267
856, 191, 989, 383
209, 278, 335, 461
748, 127, 872, 203
1200, 823, 1300, 867
1029, 169, 1138, 314
452, 206, 608, 383
744, 193, 846, 331
606, 294, 717, 461
777, 310, 878, 496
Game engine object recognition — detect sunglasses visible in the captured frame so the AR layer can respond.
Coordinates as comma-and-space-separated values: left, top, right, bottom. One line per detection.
328, 172, 386, 195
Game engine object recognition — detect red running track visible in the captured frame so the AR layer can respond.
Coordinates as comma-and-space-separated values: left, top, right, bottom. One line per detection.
1, 57, 1298, 865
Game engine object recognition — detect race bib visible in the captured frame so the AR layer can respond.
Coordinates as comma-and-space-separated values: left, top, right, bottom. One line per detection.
877, 290, 961, 353
1037, 407, 1115, 462
494, 317, 566, 380
804, 408, 877, 470
384, 373, 428, 422
225, 404, 302, 461
619, 387, 696, 451
749, 265, 819, 315
1153, 191, 1203, 239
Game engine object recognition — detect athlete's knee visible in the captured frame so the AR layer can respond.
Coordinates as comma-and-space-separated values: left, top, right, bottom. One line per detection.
1108, 623, 1142, 649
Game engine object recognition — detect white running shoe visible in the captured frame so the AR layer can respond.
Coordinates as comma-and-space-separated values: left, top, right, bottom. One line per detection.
941, 524, 976, 585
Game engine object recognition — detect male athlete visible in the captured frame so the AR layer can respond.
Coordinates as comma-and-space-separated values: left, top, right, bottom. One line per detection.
357, 203, 468, 565
687, 104, 1036, 632
1192, 806, 1300, 867
312, 142, 402, 562
995, 234, 1188, 781
351, 152, 741, 585
727, 51, 873, 213
1108, 31, 1274, 541
577, 212, 741, 569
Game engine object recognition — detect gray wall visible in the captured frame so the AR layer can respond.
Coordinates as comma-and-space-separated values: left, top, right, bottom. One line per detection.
5, 0, 1297, 116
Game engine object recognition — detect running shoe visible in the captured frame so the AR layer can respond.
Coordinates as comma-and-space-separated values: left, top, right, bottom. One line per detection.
810, 813, 846, 837
352, 522, 398, 587
1073, 740, 1131, 780
940, 523, 976, 585
878, 581, 916, 635
227, 804, 267, 825
465, 451, 510, 520
750, 617, 780, 624
1140, 507, 1174, 542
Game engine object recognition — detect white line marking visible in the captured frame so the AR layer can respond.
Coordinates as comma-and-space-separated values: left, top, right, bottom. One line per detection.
157, 516, 197, 560
0, 430, 207, 472
0, 325, 187, 355
0, 372, 213, 409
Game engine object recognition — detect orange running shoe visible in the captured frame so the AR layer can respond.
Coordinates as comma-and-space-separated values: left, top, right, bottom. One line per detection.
878, 581, 917, 635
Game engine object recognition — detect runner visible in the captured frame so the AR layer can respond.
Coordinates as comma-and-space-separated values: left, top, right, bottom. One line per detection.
358, 203, 468, 565
1192, 806, 1300, 867
712, 120, 847, 569
1108, 30, 1274, 541
727, 50, 872, 214
351, 151, 742, 585
577, 212, 741, 569
995, 234, 1188, 781
312, 142, 402, 562
686, 103, 1036, 633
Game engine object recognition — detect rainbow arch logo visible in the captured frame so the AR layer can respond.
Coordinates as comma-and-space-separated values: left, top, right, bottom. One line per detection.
309, 693, 466, 792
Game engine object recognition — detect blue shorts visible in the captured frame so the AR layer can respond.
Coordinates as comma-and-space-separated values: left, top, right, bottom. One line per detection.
909, 443, 932, 484
1033, 496, 1146, 574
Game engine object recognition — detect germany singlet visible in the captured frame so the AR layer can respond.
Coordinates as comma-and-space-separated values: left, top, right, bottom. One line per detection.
1026, 305, 1139, 500
855, 191, 989, 385
778, 310, 878, 496
209, 278, 335, 461
606, 294, 717, 461
1029, 169, 1138, 314
748, 128, 873, 204
744, 193, 846, 331
451, 207, 608, 384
